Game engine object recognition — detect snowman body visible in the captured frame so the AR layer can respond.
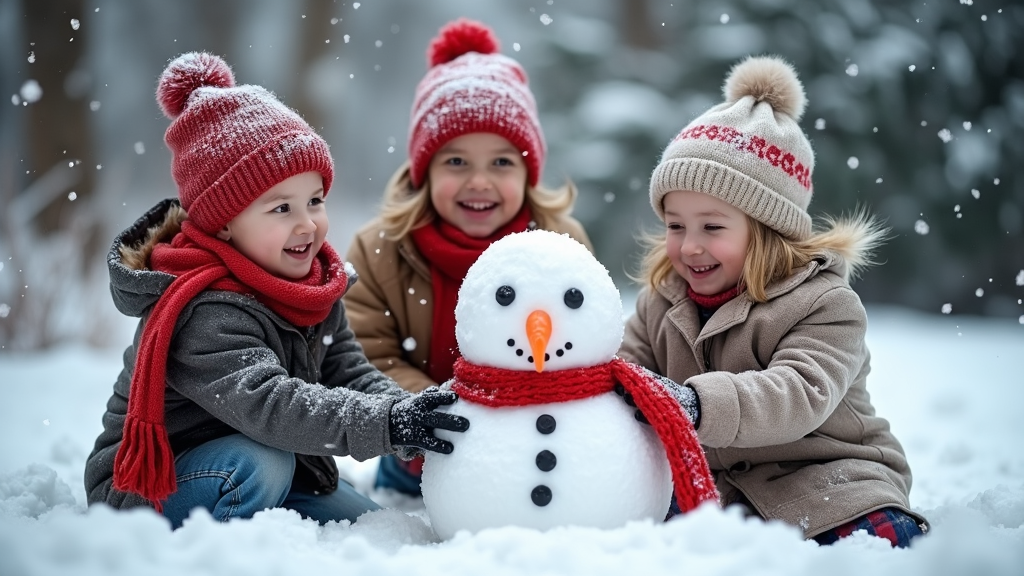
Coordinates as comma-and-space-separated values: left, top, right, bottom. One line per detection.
420, 230, 678, 539
423, 393, 673, 539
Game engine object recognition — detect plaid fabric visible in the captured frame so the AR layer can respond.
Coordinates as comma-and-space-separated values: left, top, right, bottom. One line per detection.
814, 508, 925, 548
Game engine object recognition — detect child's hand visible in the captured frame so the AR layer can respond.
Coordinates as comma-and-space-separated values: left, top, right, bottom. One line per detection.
614, 371, 701, 429
389, 388, 470, 454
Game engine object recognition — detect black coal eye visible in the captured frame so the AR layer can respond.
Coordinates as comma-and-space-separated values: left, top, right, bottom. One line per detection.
564, 288, 584, 309
495, 285, 516, 306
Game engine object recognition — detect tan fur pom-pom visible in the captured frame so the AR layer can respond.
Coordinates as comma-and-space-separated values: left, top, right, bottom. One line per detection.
723, 56, 806, 120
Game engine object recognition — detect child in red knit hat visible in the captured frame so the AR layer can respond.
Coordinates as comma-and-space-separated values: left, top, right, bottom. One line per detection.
343, 18, 592, 496
84, 52, 468, 529
619, 55, 928, 546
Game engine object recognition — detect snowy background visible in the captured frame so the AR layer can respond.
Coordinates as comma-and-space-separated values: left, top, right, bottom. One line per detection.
1, 304, 1023, 575
1, 1, 1023, 574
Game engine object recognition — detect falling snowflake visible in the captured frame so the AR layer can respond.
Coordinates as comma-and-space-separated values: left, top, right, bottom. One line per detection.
963, 121, 972, 131
27, 51, 35, 63
938, 129, 953, 143
513, 42, 521, 52
134, 142, 145, 155
941, 303, 952, 314
876, 178, 883, 184
908, 65, 916, 72
20, 80, 42, 103
847, 157, 859, 169
845, 64, 859, 77
70, 19, 80, 30
971, 189, 980, 199
402, 337, 417, 351
1015, 270, 1024, 286
68, 192, 77, 201
975, 288, 984, 297
540, 14, 553, 25
604, 192, 615, 203
0, 303, 10, 318
720, 14, 730, 24
408, 287, 415, 295
89, 100, 100, 111
815, 118, 826, 130
322, 334, 334, 346
914, 220, 930, 235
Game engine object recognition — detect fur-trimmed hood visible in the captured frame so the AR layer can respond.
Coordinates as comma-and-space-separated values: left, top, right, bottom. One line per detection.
107, 199, 186, 318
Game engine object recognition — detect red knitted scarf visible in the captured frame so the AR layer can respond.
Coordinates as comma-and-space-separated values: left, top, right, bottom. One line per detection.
451, 357, 720, 513
409, 207, 532, 384
113, 220, 348, 510
687, 285, 741, 310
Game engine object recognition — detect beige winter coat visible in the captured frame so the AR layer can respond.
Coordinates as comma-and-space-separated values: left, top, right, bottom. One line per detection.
620, 252, 925, 538
344, 215, 592, 392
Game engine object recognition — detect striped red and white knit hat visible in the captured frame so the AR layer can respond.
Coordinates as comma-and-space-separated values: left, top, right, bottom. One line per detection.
650, 56, 814, 240
407, 18, 545, 189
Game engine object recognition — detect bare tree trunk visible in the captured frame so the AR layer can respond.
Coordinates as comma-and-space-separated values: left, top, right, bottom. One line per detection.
620, 0, 660, 50
292, 0, 335, 133
23, 0, 95, 233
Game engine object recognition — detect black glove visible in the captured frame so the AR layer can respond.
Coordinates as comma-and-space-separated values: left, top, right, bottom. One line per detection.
614, 370, 701, 429
389, 388, 470, 455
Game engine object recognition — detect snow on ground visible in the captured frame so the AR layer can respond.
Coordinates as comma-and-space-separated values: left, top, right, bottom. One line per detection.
1, 305, 1022, 575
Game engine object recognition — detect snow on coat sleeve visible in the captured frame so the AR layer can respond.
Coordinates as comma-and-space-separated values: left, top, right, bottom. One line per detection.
343, 230, 437, 392
166, 300, 402, 461
688, 285, 868, 449
320, 301, 409, 399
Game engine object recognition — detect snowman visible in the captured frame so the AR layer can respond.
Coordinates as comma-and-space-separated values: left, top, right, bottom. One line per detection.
421, 230, 718, 540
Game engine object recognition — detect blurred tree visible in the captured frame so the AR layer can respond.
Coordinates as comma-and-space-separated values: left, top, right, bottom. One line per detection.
537, 0, 1024, 317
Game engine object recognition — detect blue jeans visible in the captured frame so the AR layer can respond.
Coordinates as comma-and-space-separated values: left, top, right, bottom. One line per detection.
374, 454, 423, 496
161, 434, 381, 529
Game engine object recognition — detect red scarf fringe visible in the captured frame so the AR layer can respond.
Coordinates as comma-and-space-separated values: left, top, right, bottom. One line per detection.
113, 221, 348, 510
452, 358, 720, 513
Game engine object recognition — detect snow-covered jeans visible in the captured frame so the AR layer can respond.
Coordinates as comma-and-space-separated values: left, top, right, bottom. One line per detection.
161, 434, 381, 529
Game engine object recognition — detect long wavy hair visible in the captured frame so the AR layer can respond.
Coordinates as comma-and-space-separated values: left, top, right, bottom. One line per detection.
633, 208, 889, 302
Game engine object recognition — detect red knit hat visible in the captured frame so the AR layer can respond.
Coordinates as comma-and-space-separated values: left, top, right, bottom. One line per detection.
408, 19, 545, 189
157, 52, 335, 234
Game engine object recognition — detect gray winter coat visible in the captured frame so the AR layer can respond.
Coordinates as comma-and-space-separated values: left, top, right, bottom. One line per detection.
85, 199, 409, 510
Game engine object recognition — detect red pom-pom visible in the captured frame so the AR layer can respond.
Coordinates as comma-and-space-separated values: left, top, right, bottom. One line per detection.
156, 52, 235, 119
427, 18, 500, 68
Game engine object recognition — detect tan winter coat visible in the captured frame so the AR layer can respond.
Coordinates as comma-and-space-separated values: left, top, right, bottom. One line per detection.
344, 215, 593, 392
620, 251, 925, 538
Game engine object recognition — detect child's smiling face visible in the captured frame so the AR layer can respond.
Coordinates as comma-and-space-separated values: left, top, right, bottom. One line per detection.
217, 171, 328, 279
663, 190, 751, 296
427, 132, 528, 238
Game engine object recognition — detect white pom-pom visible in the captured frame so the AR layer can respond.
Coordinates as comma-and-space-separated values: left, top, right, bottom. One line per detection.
723, 56, 806, 120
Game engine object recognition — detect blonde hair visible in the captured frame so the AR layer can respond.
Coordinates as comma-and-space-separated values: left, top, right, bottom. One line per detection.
634, 209, 888, 302
377, 161, 578, 240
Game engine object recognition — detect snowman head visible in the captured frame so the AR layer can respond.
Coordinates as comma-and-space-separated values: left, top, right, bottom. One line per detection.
455, 230, 624, 371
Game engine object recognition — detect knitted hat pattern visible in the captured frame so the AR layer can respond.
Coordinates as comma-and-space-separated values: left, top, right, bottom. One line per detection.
157, 52, 334, 234
650, 56, 814, 240
408, 18, 545, 189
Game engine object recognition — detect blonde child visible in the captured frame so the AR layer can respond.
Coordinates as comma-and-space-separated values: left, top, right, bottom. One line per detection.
344, 19, 592, 495
618, 55, 928, 546
85, 52, 467, 529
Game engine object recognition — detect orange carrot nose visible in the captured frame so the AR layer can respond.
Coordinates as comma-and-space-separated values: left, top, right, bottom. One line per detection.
526, 310, 552, 372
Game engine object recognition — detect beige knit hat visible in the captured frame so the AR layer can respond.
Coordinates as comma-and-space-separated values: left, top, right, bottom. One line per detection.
650, 55, 814, 240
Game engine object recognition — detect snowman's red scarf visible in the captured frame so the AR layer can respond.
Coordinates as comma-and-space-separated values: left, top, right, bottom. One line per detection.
451, 357, 720, 513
